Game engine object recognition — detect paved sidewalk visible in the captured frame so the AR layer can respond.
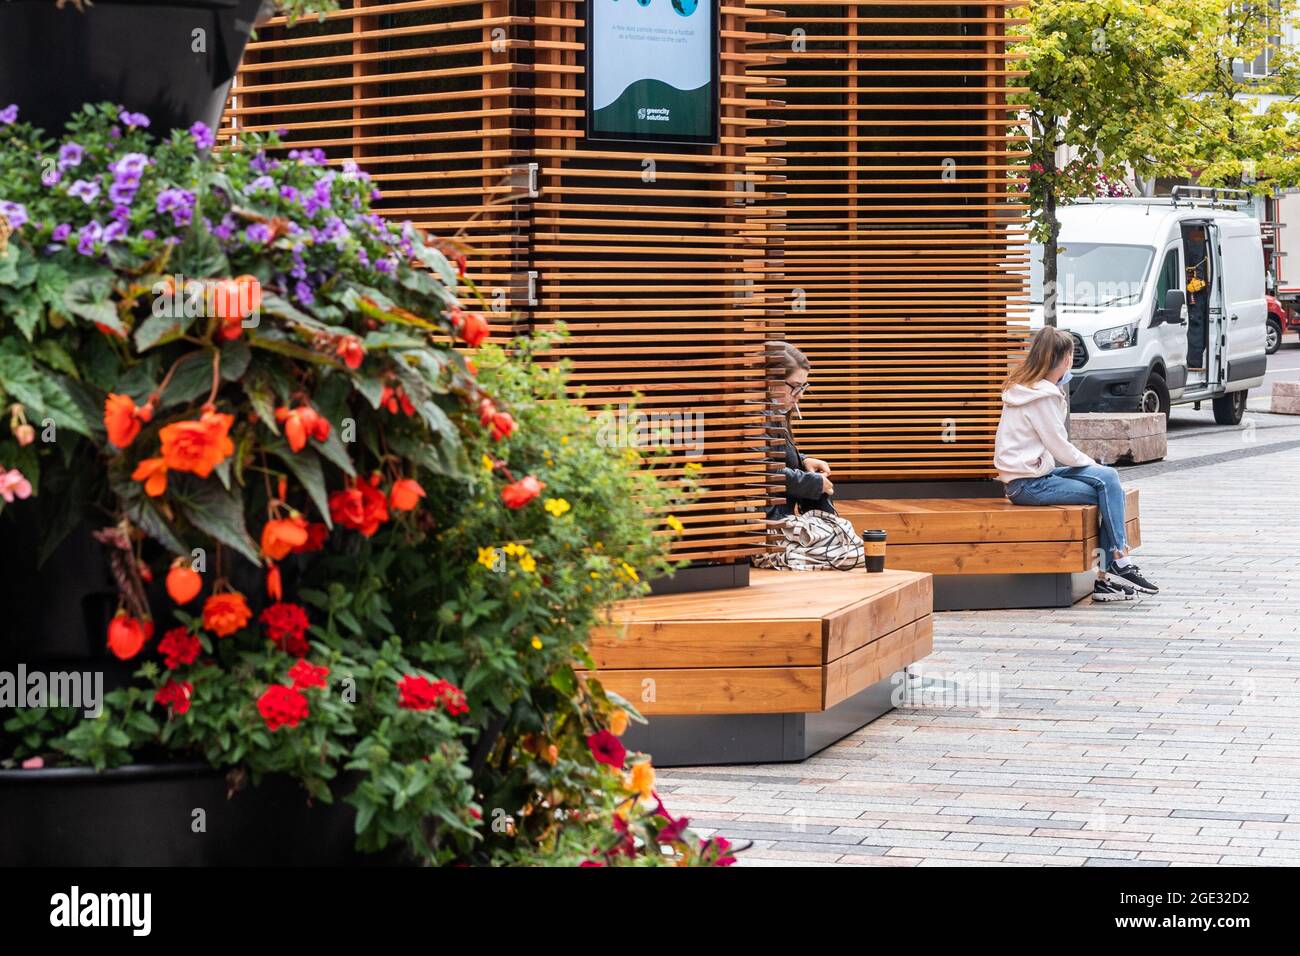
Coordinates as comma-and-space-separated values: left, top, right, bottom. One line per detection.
668, 408, 1300, 866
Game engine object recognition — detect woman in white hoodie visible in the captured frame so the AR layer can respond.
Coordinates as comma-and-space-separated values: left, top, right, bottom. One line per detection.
994, 327, 1157, 601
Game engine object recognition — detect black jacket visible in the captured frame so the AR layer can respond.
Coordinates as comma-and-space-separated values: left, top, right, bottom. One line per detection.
769, 423, 836, 519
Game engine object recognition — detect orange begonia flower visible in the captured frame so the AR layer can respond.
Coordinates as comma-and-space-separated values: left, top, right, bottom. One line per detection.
261, 515, 310, 561
202, 591, 252, 638
132, 456, 168, 497
389, 478, 426, 512
104, 393, 144, 448
160, 409, 235, 478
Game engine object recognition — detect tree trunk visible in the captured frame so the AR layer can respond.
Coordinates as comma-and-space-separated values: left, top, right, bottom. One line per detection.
1041, 121, 1060, 328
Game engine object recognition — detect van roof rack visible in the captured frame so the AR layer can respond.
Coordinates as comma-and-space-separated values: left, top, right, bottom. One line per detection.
1075, 185, 1251, 210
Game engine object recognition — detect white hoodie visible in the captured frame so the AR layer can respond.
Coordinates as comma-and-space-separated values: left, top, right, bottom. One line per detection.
994, 379, 1096, 483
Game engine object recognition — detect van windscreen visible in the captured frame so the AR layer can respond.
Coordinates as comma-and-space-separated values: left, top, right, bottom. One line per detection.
1028, 242, 1156, 307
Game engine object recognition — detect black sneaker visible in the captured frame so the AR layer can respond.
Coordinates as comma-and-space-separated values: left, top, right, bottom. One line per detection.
1110, 564, 1158, 594
1091, 578, 1133, 603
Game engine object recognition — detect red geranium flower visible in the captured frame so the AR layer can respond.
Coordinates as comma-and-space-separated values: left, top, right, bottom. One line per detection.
294, 522, 329, 553
257, 684, 309, 731
336, 335, 366, 369
288, 659, 329, 691
389, 477, 425, 512
586, 730, 626, 768
260, 601, 311, 656
154, 679, 193, 716
397, 675, 469, 715
157, 626, 202, 669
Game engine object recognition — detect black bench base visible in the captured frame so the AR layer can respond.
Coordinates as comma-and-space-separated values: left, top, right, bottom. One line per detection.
933, 571, 1095, 611
622, 671, 902, 767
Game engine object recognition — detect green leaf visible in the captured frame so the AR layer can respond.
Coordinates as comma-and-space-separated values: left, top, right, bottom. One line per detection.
270, 441, 333, 527
175, 478, 261, 565
160, 351, 213, 407
63, 274, 121, 331
171, 220, 229, 278
133, 310, 193, 352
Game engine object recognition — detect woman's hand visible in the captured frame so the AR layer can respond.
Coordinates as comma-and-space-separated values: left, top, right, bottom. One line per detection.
802, 457, 832, 476
820, 475, 835, 496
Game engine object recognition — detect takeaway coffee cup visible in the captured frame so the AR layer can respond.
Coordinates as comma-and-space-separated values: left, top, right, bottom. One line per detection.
862, 530, 887, 573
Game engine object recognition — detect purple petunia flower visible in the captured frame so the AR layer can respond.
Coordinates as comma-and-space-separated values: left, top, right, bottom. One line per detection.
0, 104, 17, 124
189, 121, 215, 151
250, 152, 273, 174
0, 200, 28, 228
140, 229, 156, 240
212, 214, 236, 241
102, 220, 128, 244
246, 175, 276, 194
58, 142, 84, 170
156, 187, 196, 227
41, 166, 62, 187
294, 280, 315, 306
245, 223, 273, 246
51, 223, 71, 242
119, 109, 150, 129
109, 180, 138, 205
111, 204, 131, 222
375, 256, 396, 275
111, 152, 149, 180
279, 185, 299, 203
77, 221, 103, 256
68, 179, 100, 204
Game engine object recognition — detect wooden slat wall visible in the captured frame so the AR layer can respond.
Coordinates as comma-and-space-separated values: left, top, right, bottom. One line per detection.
746, 1, 1028, 481
529, 2, 784, 561
222, 0, 785, 563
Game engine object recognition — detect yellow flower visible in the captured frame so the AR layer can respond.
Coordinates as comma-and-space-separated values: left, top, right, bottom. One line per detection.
594, 541, 603, 551
609, 709, 629, 736
560, 436, 569, 445
627, 761, 655, 799
623, 448, 639, 465
589, 570, 601, 580
481, 454, 494, 472
684, 461, 702, 476
621, 562, 639, 582
519, 553, 537, 573
665, 514, 684, 533
477, 546, 497, 569
531, 635, 543, 650
544, 497, 571, 517
503, 542, 524, 557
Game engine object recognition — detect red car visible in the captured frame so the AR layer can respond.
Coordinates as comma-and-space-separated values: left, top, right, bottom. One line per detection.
1266, 294, 1297, 355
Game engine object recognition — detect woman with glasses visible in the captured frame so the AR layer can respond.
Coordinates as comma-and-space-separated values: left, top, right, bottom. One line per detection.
768, 341, 836, 519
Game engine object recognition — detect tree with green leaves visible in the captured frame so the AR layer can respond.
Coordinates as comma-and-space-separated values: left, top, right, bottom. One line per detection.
1011, 0, 1200, 324
1135, 0, 1300, 194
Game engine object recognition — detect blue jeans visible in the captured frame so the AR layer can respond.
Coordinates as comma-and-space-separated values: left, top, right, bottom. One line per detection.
1005, 465, 1129, 571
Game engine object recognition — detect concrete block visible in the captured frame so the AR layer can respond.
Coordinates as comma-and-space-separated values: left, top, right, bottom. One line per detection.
1069, 412, 1166, 465
1270, 381, 1300, 415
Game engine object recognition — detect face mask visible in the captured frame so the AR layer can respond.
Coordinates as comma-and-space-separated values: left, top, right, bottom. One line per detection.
1059, 371, 1073, 386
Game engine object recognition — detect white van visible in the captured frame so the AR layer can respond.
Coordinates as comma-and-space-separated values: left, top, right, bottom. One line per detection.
1028, 187, 1268, 425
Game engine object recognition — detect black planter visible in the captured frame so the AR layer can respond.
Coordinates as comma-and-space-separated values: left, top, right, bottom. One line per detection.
0, 762, 403, 865
0, 0, 266, 136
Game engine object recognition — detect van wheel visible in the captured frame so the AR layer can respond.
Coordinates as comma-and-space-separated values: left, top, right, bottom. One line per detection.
1212, 389, 1248, 425
1267, 317, 1283, 355
1140, 371, 1170, 424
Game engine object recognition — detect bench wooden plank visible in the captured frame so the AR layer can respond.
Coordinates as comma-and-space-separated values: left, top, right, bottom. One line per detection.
824, 615, 933, 709
837, 488, 1139, 545
590, 568, 931, 669
591, 666, 825, 715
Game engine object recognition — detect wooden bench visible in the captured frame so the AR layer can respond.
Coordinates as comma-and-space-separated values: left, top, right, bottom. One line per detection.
836, 488, 1140, 610
584, 567, 933, 765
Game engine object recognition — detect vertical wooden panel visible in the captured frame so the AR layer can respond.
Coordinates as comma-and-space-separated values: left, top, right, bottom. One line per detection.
746, 1, 1028, 481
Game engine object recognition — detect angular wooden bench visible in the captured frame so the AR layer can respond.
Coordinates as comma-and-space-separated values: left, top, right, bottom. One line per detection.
584, 567, 932, 766
837, 488, 1140, 610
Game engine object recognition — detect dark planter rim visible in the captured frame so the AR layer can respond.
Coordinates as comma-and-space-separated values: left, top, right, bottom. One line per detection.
0, 760, 215, 785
